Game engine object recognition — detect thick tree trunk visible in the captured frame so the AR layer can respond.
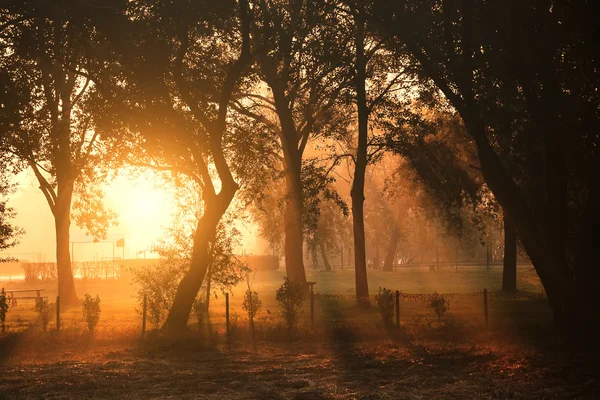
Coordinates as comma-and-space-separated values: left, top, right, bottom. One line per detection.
502, 210, 517, 292
351, 190, 369, 304
383, 226, 400, 272
54, 205, 78, 306
351, 7, 370, 306
283, 168, 307, 285
319, 241, 332, 271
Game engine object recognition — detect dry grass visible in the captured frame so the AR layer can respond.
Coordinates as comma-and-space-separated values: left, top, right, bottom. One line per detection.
1, 266, 596, 399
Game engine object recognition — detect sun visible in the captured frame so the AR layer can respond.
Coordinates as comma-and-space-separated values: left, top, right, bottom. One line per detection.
106, 171, 177, 256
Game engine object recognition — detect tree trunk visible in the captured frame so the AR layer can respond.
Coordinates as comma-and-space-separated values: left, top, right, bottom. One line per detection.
163, 191, 234, 331
54, 204, 78, 306
283, 167, 307, 285
311, 245, 319, 269
502, 210, 517, 292
351, 7, 370, 306
383, 226, 400, 272
319, 241, 332, 271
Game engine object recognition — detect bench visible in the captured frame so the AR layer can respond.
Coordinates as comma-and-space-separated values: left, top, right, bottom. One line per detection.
4, 289, 47, 306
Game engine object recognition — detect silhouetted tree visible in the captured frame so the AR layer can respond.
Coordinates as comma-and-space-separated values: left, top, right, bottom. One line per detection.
0, 2, 125, 304
235, 0, 352, 287
375, 0, 600, 340
122, 0, 265, 330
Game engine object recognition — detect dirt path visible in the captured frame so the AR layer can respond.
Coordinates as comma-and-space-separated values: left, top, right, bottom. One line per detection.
1, 338, 597, 399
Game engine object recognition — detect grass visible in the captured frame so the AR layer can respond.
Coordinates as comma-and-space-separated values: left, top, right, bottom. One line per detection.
1, 265, 595, 399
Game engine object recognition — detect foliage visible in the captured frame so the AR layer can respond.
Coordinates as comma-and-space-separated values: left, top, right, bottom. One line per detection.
131, 260, 184, 328
82, 294, 102, 333
0, 288, 9, 333
275, 277, 305, 332
0, 176, 23, 254
242, 274, 262, 348
34, 299, 54, 332
132, 195, 249, 327
429, 293, 449, 325
374, 287, 395, 328
242, 289, 262, 323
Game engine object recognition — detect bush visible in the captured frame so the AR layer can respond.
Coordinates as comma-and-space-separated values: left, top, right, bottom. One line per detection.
242, 287, 262, 348
0, 288, 9, 332
374, 287, 395, 328
429, 293, 449, 325
34, 299, 54, 331
191, 297, 206, 327
275, 277, 304, 332
82, 294, 102, 333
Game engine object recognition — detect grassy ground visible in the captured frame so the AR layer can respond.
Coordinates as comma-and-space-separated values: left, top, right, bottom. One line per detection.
1, 265, 596, 399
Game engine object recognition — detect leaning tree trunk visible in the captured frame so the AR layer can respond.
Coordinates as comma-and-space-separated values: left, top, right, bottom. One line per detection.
383, 226, 400, 272
54, 190, 78, 307
319, 241, 332, 271
163, 191, 234, 331
502, 210, 517, 292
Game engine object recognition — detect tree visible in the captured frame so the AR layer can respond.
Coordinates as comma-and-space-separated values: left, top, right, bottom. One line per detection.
329, 0, 416, 304
0, 2, 125, 304
122, 0, 262, 330
235, 0, 352, 287
375, 0, 600, 340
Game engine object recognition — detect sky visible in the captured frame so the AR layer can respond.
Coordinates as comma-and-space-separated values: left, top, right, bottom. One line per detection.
1, 169, 261, 263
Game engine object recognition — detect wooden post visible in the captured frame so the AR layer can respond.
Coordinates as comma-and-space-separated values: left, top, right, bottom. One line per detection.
483, 288, 488, 329
141, 294, 147, 337
310, 286, 314, 327
225, 292, 230, 338
56, 296, 60, 332
395, 290, 400, 328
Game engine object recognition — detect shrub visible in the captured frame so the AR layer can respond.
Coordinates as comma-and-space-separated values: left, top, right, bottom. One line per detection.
34, 299, 54, 331
0, 288, 9, 332
374, 287, 395, 328
275, 277, 304, 332
242, 287, 262, 348
191, 297, 206, 327
429, 293, 449, 325
82, 294, 102, 333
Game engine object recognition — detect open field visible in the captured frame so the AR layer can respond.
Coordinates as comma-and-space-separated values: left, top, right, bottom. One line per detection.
0, 265, 548, 332
2, 265, 596, 399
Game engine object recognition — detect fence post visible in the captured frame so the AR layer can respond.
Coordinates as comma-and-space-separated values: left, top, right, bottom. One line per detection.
56, 296, 60, 332
395, 290, 400, 328
483, 288, 488, 329
141, 294, 147, 337
310, 286, 314, 327
225, 292, 230, 339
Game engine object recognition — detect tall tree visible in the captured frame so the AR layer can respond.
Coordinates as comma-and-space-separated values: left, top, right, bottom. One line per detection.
123, 0, 264, 330
333, 0, 414, 304
0, 2, 125, 304
237, 0, 351, 286
375, 0, 600, 340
